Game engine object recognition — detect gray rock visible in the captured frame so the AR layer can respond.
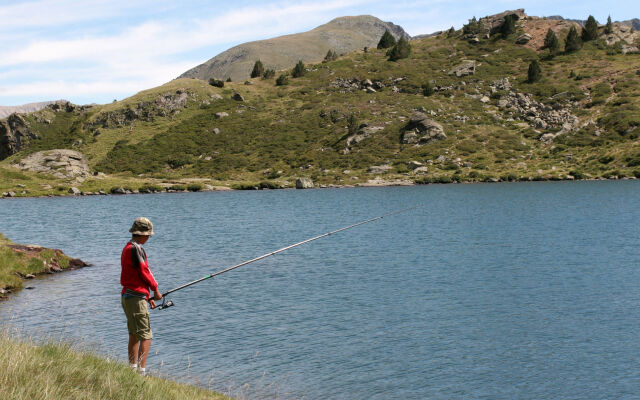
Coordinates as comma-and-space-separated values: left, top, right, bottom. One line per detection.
497, 99, 509, 108
210, 94, 223, 100
232, 93, 245, 101
214, 112, 229, 119
14, 149, 91, 179
402, 112, 447, 145
449, 60, 476, 77
406, 161, 424, 170
367, 164, 392, 174
515, 33, 532, 44
68, 187, 81, 195
212, 128, 221, 134
7, 191, 16, 197
480, 96, 490, 103
365, 87, 377, 93
112, 187, 127, 195
362, 79, 373, 87
413, 166, 429, 174
25, 273, 36, 279
295, 178, 314, 189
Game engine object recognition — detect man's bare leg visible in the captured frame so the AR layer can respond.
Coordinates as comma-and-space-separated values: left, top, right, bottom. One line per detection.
138, 338, 152, 369
128, 334, 139, 366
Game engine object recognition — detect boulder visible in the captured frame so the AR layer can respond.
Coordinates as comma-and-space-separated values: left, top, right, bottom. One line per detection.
515, 33, 532, 44
346, 124, 384, 147
402, 112, 447, 145
406, 161, 423, 170
232, 93, 245, 101
68, 187, 81, 195
449, 60, 476, 77
14, 150, 91, 179
295, 178, 314, 189
367, 164, 392, 174
214, 112, 229, 119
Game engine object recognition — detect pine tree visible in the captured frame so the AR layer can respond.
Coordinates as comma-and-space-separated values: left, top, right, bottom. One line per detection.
387, 37, 411, 61
324, 50, 338, 62
582, 15, 599, 41
275, 74, 289, 86
565, 26, 582, 53
377, 30, 396, 49
262, 69, 275, 79
527, 60, 542, 83
250, 60, 264, 78
544, 29, 560, 56
500, 14, 517, 37
605, 15, 613, 34
447, 26, 456, 37
292, 60, 306, 78
463, 17, 480, 35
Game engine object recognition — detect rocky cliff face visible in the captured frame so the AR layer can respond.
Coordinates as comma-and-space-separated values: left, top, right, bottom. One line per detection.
178, 15, 410, 82
0, 100, 68, 119
0, 114, 38, 160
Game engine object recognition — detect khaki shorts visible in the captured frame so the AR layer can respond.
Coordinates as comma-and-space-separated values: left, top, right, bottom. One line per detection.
121, 295, 152, 340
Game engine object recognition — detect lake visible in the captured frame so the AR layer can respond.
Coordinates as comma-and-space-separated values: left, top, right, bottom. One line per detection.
1, 181, 639, 399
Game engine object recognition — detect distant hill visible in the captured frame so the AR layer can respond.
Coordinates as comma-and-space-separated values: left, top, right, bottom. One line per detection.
178, 15, 409, 82
621, 18, 640, 30
0, 100, 68, 119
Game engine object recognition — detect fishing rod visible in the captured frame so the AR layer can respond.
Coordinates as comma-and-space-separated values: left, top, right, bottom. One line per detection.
155, 205, 420, 310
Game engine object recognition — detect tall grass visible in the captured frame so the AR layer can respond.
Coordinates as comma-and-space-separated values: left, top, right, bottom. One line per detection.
0, 330, 229, 400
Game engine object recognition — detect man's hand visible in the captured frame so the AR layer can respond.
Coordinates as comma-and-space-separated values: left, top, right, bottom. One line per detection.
153, 291, 162, 301
149, 299, 157, 309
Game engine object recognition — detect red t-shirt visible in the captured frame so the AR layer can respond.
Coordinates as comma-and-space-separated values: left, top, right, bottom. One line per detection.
120, 241, 158, 299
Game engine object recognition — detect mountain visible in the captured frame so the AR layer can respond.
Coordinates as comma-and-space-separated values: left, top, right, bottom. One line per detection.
178, 15, 409, 82
1, 11, 640, 196
0, 100, 68, 119
621, 18, 640, 30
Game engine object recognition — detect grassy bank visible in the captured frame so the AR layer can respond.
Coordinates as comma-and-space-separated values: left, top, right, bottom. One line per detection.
0, 330, 228, 400
0, 234, 79, 295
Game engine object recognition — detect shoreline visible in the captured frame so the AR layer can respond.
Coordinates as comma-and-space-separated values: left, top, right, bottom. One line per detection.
0, 235, 91, 300
0, 174, 638, 200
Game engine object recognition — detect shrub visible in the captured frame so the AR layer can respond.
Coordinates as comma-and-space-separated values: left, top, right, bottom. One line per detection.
598, 155, 614, 164
347, 113, 359, 136
138, 184, 163, 193
569, 170, 586, 179
226, 77, 232, 82
169, 185, 186, 191
275, 74, 289, 86
259, 181, 282, 189
634, 170, 640, 179
463, 17, 481, 35
262, 69, 275, 79
447, 26, 456, 37
387, 37, 411, 61
377, 30, 396, 49
527, 60, 542, 83
231, 183, 259, 190
582, 15, 599, 41
422, 82, 435, 96
565, 26, 582, 53
250, 60, 264, 78
208, 78, 224, 88
324, 50, 338, 62
187, 184, 203, 192
292, 60, 306, 78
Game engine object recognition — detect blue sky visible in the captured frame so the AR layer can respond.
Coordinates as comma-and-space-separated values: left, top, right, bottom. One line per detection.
0, 0, 638, 106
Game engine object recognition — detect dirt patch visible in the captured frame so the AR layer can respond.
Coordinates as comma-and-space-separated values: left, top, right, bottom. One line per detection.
519, 18, 581, 51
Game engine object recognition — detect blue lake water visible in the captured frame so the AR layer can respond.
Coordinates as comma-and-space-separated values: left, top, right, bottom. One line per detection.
1, 182, 640, 399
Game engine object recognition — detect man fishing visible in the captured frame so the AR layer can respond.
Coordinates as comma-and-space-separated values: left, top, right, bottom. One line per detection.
120, 217, 162, 375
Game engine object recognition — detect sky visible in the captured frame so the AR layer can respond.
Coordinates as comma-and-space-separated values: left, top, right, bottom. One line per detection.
0, 0, 638, 106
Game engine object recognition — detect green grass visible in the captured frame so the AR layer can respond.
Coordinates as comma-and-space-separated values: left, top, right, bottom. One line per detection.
0, 234, 75, 291
0, 330, 229, 400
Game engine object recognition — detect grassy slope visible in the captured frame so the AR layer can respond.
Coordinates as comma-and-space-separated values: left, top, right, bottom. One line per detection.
0, 331, 228, 400
1, 24, 640, 195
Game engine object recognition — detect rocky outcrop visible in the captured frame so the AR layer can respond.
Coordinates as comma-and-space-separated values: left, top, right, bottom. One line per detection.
14, 149, 91, 179
402, 112, 447, 145
295, 178, 314, 189
449, 60, 476, 77
604, 23, 640, 53
90, 89, 192, 128
479, 9, 527, 35
179, 15, 410, 82
330, 77, 388, 92
343, 123, 385, 153
0, 113, 39, 161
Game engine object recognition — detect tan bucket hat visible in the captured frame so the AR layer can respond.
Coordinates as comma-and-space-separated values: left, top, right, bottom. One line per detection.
129, 217, 154, 236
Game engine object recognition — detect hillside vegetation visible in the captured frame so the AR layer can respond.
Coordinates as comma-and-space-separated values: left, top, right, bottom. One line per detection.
1, 12, 640, 196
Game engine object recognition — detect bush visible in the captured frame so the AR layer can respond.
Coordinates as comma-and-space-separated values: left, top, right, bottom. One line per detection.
250, 60, 264, 78
138, 184, 163, 193
377, 30, 397, 49
231, 183, 259, 190
387, 37, 411, 61
187, 184, 203, 192
527, 60, 542, 83
324, 50, 338, 62
462, 17, 481, 35
543, 29, 560, 56
275, 74, 289, 86
226, 77, 232, 82
169, 185, 186, 191
422, 82, 435, 96
208, 78, 224, 88
262, 69, 275, 79
292, 60, 306, 78
598, 155, 614, 164
258, 181, 282, 189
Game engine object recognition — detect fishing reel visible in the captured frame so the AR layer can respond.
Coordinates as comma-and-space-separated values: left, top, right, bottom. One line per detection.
157, 297, 174, 310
